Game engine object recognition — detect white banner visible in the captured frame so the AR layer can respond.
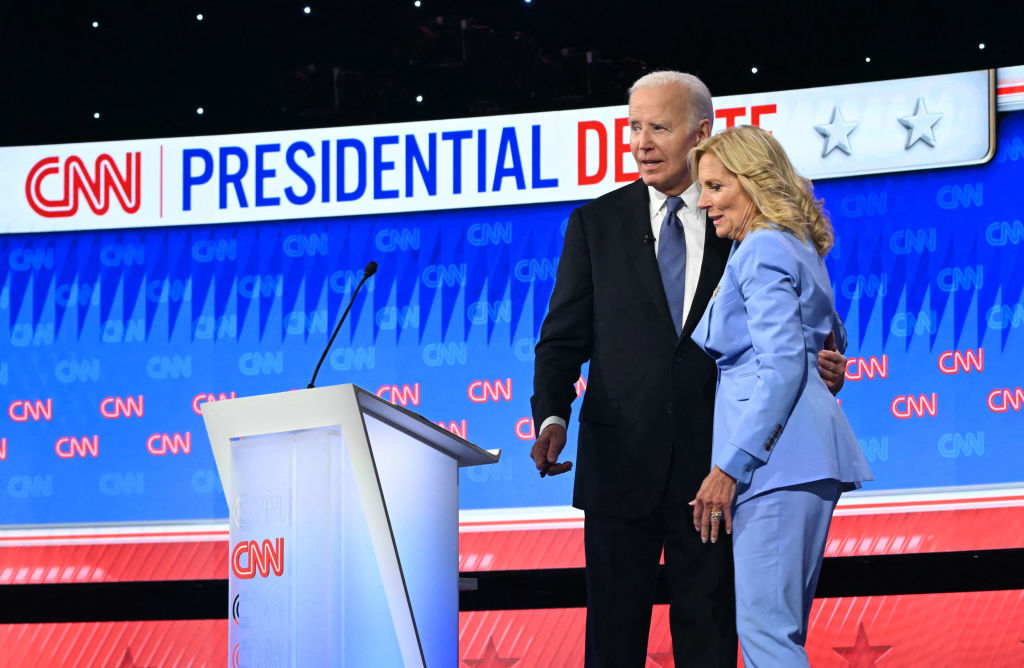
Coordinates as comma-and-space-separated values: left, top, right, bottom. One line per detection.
0, 68, 996, 234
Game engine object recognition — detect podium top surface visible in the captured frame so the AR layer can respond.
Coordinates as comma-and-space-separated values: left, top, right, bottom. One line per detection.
201, 383, 500, 468
351, 385, 500, 467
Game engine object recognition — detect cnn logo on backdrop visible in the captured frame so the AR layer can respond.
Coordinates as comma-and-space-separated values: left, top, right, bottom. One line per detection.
25, 152, 141, 217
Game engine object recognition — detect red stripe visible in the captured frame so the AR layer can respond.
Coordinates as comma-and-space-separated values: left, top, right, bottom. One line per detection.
998, 84, 1024, 94
3, 493, 1023, 541
841, 494, 1024, 510
460, 517, 582, 527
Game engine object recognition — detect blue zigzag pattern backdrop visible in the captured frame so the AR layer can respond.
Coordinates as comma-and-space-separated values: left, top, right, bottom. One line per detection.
1, 112, 1022, 524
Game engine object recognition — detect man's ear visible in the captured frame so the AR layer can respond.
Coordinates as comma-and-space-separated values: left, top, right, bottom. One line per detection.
696, 118, 711, 142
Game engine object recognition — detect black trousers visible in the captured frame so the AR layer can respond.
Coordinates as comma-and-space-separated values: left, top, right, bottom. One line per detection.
583, 481, 737, 667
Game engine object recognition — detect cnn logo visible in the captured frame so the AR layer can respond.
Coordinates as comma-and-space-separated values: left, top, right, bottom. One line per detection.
232, 538, 285, 579
25, 152, 141, 217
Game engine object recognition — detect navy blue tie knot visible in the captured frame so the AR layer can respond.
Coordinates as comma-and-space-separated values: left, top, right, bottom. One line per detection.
664, 196, 684, 218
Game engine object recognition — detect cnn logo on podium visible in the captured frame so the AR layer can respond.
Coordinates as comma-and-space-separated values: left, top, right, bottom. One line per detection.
232, 538, 285, 579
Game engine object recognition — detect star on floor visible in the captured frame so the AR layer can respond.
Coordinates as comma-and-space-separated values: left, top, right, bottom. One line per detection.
462, 637, 521, 667
833, 622, 892, 666
815, 106, 858, 157
898, 97, 942, 149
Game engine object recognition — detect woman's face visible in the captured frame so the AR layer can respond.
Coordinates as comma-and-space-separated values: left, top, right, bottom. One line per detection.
697, 153, 758, 242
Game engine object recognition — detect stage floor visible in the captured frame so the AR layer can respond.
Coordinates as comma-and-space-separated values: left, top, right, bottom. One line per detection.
2, 485, 1023, 666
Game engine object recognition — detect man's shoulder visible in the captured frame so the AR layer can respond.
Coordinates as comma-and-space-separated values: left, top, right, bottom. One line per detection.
574, 179, 648, 216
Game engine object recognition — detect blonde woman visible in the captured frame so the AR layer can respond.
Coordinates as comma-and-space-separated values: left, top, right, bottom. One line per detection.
688, 125, 872, 666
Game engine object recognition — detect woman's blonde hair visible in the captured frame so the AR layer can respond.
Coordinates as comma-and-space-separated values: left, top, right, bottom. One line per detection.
689, 125, 833, 257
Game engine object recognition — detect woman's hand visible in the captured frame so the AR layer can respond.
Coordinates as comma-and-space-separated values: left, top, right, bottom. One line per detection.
690, 466, 737, 543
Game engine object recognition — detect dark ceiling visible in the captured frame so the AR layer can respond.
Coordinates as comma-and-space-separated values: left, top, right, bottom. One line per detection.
2, 0, 1022, 146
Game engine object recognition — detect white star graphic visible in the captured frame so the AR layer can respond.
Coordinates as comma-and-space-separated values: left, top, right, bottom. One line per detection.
898, 97, 942, 149
815, 107, 858, 157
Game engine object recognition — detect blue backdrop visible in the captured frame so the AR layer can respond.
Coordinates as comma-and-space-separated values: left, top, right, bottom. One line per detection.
1, 111, 1022, 524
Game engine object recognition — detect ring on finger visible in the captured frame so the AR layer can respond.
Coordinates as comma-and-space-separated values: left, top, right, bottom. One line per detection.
709, 509, 724, 520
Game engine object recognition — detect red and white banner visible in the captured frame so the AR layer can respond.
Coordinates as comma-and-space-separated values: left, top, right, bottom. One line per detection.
0, 68, 1004, 235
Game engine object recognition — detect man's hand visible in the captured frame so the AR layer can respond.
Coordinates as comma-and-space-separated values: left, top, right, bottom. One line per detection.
818, 331, 847, 396
530, 423, 572, 477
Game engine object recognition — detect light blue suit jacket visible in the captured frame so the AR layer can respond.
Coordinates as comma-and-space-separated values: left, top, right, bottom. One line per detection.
692, 228, 872, 504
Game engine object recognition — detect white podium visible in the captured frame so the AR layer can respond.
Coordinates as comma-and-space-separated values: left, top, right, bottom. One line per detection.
201, 383, 500, 667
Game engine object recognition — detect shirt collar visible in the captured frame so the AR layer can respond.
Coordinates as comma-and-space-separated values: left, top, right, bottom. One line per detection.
648, 181, 701, 219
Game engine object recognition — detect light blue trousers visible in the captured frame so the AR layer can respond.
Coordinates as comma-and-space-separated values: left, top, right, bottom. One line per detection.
732, 478, 842, 668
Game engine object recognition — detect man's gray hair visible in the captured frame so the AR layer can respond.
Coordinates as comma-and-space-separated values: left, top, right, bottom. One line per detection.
628, 71, 714, 131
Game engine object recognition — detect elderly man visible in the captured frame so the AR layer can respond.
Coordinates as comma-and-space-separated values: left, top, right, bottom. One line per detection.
530, 71, 847, 667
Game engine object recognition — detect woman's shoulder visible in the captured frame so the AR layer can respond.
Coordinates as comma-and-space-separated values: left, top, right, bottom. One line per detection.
734, 227, 802, 266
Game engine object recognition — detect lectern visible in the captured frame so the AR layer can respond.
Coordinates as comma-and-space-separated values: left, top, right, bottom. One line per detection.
201, 383, 500, 667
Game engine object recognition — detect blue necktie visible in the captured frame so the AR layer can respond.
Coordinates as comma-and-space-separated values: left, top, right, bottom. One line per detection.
657, 196, 686, 336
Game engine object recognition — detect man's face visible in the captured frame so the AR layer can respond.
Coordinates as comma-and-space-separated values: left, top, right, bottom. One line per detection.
629, 85, 709, 196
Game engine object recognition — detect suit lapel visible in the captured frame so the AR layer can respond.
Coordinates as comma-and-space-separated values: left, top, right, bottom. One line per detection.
680, 210, 732, 342
613, 181, 677, 335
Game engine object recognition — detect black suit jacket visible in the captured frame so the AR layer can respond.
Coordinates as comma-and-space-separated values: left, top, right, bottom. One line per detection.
532, 179, 733, 518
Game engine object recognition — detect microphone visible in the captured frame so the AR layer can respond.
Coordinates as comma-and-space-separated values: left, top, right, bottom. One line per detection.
307, 260, 378, 389
643, 233, 655, 246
